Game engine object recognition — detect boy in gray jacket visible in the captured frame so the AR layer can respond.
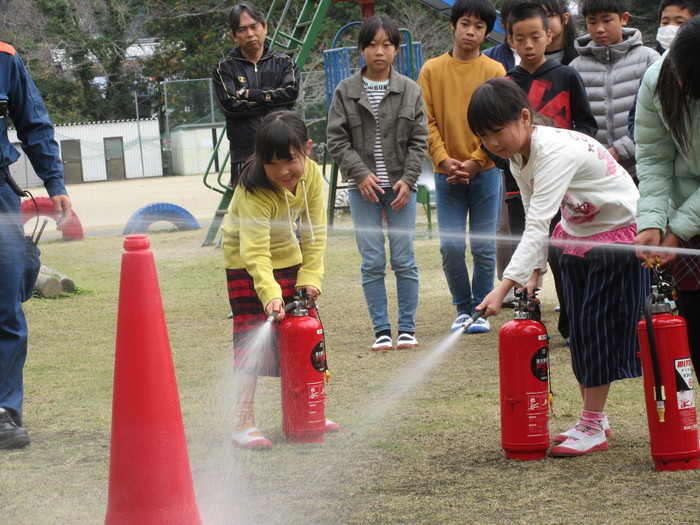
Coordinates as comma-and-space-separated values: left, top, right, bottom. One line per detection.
571, 0, 659, 179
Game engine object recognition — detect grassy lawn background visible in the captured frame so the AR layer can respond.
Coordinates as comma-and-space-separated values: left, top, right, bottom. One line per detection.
1, 216, 698, 524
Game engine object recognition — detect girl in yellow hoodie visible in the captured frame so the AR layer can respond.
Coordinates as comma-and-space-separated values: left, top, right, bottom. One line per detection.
222, 111, 334, 448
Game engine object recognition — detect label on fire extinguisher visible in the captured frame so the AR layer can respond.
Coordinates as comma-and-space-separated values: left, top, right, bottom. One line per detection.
526, 391, 549, 437
310, 342, 328, 373
530, 347, 548, 382
675, 358, 695, 410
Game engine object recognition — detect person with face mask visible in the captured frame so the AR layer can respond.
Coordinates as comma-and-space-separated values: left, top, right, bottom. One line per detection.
628, 0, 699, 139
655, 0, 699, 52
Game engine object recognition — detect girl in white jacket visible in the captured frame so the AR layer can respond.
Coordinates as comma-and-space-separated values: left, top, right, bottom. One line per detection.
469, 78, 648, 457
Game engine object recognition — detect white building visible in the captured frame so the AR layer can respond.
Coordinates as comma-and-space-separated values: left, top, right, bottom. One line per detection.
170, 123, 230, 177
10, 118, 164, 188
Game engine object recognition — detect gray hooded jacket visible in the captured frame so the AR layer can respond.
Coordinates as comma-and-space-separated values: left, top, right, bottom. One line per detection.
571, 28, 659, 176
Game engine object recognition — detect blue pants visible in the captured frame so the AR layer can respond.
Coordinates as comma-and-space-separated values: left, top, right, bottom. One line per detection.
348, 187, 419, 335
434, 167, 502, 315
0, 181, 27, 425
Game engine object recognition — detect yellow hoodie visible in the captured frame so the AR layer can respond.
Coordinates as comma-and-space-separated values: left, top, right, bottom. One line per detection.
222, 158, 327, 308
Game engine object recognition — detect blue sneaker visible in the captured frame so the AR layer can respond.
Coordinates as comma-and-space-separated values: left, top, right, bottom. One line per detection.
466, 317, 490, 334
450, 314, 470, 333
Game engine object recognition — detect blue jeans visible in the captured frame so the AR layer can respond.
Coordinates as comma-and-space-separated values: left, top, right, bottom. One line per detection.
0, 182, 27, 425
348, 187, 418, 334
434, 167, 502, 315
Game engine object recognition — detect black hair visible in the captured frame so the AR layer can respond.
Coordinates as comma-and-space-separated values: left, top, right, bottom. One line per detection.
450, 0, 498, 34
237, 111, 310, 193
658, 0, 700, 20
655, 15, 700, 155
507, 3, 550, 35
467, 78, 533, 136
228, 2, 266, 33
538, 0, 578, 64
581, 0, 627, 17
499, 0, 529, 25
357, 15, 401, 51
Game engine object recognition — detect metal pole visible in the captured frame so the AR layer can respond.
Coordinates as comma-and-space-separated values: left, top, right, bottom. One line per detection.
209, 78, 216, 124
135, 90, 146, 177
163, 80, 170, 142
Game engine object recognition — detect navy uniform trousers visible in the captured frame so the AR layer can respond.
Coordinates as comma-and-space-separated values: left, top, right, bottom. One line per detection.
0, 181, 27, 425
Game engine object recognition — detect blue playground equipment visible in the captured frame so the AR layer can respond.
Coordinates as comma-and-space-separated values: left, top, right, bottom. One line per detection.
123, 203, 200, 235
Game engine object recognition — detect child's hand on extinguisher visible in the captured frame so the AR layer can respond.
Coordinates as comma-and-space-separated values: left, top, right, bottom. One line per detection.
297, 285, 320, 301
266, 298, 285, 321
477, 280, 514, 318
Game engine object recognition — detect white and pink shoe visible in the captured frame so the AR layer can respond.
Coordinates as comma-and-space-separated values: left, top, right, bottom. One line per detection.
325, 418, 341, 433
550, 423, 608, 456
552, 415, 612, 444
231, 427, 272, 450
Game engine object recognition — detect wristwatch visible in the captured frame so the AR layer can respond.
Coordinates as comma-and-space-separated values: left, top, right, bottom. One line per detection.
238, 87, 246, 98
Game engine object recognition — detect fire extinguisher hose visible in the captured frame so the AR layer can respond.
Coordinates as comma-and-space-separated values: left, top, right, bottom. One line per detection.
643, 293, 666, 422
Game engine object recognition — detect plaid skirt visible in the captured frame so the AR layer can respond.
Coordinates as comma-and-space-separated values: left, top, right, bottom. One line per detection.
226, 264, 300, 377
558, 245, 649, 388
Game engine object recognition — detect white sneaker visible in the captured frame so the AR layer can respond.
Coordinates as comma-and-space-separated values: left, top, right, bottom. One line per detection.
550, 425, 608, 456
467, 317, 490, 334
552, 415, 612, 444
451, 314, 470, 332
371, 335, 392, 351
396, 333, 419, 349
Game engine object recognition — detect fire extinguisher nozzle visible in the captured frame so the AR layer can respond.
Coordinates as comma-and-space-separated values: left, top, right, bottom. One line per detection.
265, 314, 276, 324
460, 309, 485, 331
656, 402, 666, 423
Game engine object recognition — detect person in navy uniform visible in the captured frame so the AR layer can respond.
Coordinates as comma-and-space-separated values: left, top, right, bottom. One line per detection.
0, 41, 72, 449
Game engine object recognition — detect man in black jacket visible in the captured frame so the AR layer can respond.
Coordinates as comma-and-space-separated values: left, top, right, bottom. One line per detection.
213, 3, 300, 186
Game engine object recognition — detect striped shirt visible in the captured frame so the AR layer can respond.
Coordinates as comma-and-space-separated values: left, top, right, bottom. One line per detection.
349, 76, 390, 189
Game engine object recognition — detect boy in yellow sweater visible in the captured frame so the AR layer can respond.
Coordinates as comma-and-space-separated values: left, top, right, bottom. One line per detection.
417, 0, 505, 333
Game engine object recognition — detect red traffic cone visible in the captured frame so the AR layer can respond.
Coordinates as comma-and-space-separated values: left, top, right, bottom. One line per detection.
105, 234, 202, 525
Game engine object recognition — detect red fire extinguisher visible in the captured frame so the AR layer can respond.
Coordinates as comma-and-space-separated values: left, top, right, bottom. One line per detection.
637, 271, 699, 471
499, 291, 551, 460
278, 290, 329, 443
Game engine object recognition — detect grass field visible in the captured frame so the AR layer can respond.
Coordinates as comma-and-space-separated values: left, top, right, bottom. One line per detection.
1, 214, 698, 524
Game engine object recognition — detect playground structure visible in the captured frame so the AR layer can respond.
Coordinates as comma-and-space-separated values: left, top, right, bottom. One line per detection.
21, 196, 84, 241
201, 0, 505, 245
123, 202, 200, 235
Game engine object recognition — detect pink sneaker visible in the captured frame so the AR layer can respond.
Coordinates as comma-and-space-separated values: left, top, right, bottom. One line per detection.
231, 427, 272, 450
550, 424, 608, 457
325, 418, 341, 433
553, 415, 612, 444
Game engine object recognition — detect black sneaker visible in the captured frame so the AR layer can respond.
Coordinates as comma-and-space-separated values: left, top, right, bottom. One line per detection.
0, 407, 30, 449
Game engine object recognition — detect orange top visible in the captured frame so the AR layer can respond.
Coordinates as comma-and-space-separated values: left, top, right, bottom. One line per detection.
0, 42, 16, 55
